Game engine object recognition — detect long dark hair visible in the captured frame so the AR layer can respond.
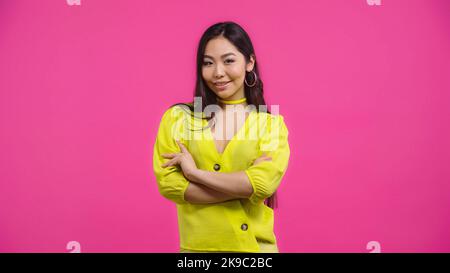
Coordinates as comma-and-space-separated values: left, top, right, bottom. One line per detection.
170, 21, 277, 209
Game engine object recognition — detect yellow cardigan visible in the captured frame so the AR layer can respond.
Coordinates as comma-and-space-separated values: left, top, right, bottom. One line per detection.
153, 105, 290, 252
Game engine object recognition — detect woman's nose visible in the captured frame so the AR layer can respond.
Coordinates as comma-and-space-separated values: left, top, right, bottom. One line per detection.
213, 64, 225, 78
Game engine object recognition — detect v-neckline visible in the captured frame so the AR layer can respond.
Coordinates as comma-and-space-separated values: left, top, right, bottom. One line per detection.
208, 110, 254, 157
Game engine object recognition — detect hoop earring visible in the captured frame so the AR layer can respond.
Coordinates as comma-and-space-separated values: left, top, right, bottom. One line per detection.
245, 70, 258, 87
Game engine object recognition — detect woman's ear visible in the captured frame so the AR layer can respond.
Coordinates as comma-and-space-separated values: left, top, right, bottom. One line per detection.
246, 54, 256, 72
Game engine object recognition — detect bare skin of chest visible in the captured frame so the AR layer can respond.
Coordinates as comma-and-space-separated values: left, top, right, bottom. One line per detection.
210, 110, 249, 154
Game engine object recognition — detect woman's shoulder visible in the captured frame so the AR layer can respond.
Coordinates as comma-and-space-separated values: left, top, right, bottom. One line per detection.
160, 103, 194, 122
253, 110, 286, 127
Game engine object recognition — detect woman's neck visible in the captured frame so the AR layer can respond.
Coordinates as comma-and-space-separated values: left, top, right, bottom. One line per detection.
219, 102, 248, 111
217, 94, 247, 110
218, 98, 247, 110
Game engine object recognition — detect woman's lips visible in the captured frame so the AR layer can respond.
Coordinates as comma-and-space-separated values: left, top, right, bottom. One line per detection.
214, 81, 231, 91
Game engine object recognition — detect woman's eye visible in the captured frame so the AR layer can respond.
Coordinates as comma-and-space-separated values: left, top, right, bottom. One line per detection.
202, 60, 234, 66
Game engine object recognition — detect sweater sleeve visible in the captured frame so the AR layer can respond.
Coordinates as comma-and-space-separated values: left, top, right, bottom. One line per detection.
244, 114, 290, 205
153, 106, 190, 205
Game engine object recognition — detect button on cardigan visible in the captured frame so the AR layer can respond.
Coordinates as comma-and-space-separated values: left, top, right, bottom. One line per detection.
153, 105, 290, 252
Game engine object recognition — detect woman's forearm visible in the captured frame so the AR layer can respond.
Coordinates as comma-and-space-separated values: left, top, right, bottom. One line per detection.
184, 182, 241, 204
187, 169, 254, 199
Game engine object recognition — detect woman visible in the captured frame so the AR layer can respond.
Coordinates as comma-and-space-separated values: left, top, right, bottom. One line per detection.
153, 21, 290, 253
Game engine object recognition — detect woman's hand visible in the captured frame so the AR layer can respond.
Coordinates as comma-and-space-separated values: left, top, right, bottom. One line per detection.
252, 153, 272, 165
161, 140, 198, 180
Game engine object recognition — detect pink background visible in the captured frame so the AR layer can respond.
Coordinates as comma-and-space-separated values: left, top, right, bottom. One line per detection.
0, 0, 449, 253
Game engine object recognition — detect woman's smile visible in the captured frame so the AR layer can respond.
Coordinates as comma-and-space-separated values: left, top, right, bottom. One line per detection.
214, 80, 232, 91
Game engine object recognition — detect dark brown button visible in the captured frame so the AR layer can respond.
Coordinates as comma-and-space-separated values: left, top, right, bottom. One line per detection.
213, 163, 221, 171
241, 223, 248, 231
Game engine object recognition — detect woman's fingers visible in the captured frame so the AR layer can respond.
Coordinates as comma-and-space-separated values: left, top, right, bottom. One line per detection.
253, 154, 272, 165
176, 140, 189, 153
161, 157, 178, 168
161, 141, 189, 168
162, 153, 179, 159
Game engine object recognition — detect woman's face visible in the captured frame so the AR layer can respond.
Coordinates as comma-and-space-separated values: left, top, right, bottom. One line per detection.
202, 36, 254, 101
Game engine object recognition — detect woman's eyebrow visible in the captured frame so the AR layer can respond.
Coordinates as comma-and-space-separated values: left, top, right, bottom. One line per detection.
203, 52, 236, 59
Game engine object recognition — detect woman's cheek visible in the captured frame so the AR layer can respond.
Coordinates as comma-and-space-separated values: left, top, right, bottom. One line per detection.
229, 67, 246, 80
201, 71, 209, 81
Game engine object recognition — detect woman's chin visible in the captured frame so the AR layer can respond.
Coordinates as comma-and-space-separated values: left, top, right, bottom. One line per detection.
213, 91, 230, 99
218, 94, 235, 101
207, 85, 237, 101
